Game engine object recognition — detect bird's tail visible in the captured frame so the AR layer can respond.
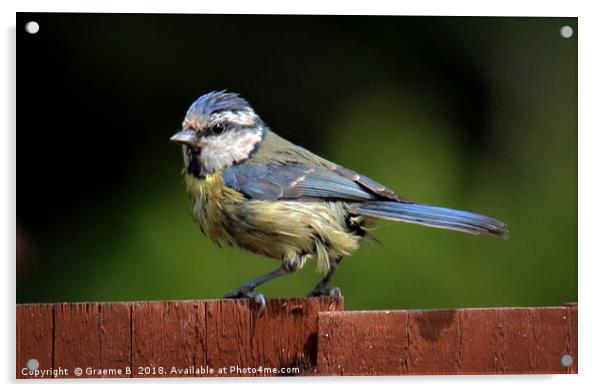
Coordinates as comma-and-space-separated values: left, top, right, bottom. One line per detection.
357, 201, 508, 238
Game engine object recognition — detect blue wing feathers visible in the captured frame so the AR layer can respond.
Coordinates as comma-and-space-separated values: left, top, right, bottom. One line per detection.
358, 201, 508, 237
223, 162, 508, 238
223, 163, 376, 201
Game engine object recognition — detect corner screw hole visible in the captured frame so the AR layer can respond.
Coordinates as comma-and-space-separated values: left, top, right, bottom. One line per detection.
25, 21, 39, 34
560, 25, 573, 39
26, 358, 39, 370
560, 354, 573, 367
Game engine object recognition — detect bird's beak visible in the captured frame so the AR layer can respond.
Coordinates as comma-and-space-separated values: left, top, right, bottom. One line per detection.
170, 129, 198, 147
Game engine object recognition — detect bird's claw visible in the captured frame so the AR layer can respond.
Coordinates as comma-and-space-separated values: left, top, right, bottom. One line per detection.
308, 286, 342, 298
248, 291, 266, 313
224, 287, 266, 314
329, 287, 342, 298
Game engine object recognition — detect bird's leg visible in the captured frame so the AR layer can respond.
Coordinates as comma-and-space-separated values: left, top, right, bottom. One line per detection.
308, 258, 342, 298
223, 266, 288, 313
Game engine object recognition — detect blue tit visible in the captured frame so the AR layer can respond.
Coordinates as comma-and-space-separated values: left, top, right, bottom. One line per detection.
170, 91, 508, 310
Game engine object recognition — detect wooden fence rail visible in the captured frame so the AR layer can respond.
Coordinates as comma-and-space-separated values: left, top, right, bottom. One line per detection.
16, 299, 577, 378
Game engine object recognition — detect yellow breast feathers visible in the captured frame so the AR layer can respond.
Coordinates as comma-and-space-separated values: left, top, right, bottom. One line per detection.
184, 172, 361, 273
185, 172, 245, 243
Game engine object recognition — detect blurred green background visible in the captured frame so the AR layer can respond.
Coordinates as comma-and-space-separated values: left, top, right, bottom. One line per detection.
16, 14, 577, 309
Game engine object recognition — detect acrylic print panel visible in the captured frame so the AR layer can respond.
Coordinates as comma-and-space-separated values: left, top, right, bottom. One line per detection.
17, 13, 577, 378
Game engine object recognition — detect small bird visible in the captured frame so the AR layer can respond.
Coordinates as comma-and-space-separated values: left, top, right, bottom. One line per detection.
171, 91, 508, 310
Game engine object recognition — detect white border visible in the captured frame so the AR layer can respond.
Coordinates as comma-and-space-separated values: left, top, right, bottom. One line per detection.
2, 1, 600, 391
2, 0, 585, 16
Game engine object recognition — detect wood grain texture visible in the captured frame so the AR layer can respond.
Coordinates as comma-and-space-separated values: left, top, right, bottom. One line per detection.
16, 304, 53, 379
567, 304, 578, 373
53, 303, 100, 378
17, 300, 576, 378
132, 300, 206, 377
17, 297, 342, 379
317, 306, 578, 375
54, 302, 132, 378
204, 297, 343, 376
99, 303, 131, 377
205, 299, 253, 376
250, 297, 343, 376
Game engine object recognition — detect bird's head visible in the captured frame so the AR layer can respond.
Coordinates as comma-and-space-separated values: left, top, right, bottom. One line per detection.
170, 91, 266, 177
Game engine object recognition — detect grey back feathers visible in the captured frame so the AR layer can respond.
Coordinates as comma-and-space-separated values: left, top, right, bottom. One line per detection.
223, 161, 379, 202
224, 131, 405, 203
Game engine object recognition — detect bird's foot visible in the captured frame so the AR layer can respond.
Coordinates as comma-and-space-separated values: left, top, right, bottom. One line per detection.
223, 287, 266, 314
307, 286, 342, 298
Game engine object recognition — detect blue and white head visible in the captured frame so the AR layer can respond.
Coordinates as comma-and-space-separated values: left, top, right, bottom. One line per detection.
170, 91, 266, 177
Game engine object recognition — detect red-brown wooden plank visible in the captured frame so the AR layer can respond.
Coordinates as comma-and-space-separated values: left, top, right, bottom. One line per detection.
99, 303, 132, 377
132, 300, 206, 378
205, 299, 254, 377
16, 300, 577, 378
493, 307, 534, 373
565, 303, 578, 373
206, 298, 343, 376
408, 309, 461, 374
317, 306, 577, 375
250, 297, 343, 376
457, 308, 498, 373
316, 310, 410, 375
16, 304, 53, 379
54, 303, 100, 378
53, 302, 132, 378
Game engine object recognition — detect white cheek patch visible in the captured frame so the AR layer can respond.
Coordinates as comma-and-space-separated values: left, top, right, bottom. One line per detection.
200, 129, 263, 173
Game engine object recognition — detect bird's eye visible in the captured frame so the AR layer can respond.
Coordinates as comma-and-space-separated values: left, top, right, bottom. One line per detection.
212, 123, 225, 134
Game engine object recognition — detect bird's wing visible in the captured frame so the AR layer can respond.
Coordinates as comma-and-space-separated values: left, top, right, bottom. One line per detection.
330, 165, 408, 202
223, 161, 407, 202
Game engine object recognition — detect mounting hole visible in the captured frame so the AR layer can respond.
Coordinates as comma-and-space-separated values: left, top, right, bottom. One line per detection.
26, 358, 39, 370
25, 21, 39, 34
560, 25, 573, 39
560, 354, 573, 367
